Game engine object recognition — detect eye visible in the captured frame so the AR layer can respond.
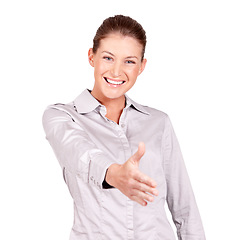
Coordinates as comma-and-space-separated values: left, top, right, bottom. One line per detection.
103, 56, 113, 61
125, 60, 136, 64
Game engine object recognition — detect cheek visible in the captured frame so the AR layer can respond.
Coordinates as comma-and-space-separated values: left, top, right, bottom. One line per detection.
128, 67, 140, 79
94, 62, 109, 75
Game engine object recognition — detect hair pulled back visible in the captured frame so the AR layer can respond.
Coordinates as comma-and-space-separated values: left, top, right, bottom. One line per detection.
93, 15, 146, 60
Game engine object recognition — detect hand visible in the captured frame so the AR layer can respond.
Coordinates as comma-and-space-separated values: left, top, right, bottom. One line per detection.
105, 142, 159, 206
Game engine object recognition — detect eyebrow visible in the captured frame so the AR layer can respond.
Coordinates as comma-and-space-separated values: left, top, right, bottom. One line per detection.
102, 51, 115, 56
102, 51, 138, 59
126, 56, 138, 59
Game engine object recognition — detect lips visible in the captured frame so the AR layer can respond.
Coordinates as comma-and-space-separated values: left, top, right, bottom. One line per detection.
103, 77, 125, 86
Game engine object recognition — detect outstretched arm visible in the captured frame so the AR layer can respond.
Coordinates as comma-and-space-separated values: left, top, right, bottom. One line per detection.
42, 105, 115, 189
43, 105, 158, 204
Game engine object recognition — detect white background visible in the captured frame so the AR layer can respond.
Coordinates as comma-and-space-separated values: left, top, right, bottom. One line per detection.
0, 0, 248, 239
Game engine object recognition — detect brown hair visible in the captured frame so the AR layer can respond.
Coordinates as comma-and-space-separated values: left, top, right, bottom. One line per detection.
93, 15, 147, 60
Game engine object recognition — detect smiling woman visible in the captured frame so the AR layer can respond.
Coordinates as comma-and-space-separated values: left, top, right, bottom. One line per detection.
88, 33, 147, 121
42, 15, 206, 240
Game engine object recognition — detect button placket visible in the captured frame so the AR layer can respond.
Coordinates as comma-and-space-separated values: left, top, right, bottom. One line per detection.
107, 111, 134, 236
127, 199, 134, 239
114, 127, 134, 238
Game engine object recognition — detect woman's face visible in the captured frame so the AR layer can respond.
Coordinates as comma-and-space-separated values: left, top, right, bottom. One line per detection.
89, 33, 147, 102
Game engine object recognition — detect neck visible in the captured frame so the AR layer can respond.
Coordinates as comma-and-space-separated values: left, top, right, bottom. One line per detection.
91, 91, 126, 124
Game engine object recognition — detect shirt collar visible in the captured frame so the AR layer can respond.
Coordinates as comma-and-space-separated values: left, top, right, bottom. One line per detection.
125, 94, 150, 115
73, 89, 150, 115
74, 89, 101, 114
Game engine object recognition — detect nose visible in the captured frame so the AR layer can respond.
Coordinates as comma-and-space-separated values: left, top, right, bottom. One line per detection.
110, 61, 122, 78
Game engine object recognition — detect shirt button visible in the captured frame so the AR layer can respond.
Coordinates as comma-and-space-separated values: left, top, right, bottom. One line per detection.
121, 124, 125, 128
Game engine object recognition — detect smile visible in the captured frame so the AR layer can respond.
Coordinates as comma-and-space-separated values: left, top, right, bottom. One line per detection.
103, 77, 125, 86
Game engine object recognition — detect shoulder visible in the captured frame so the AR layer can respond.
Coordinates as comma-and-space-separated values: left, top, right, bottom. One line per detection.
133, 99, 170, 123
144, 105, 168, 118
127, 95, 169, 121
43, 89, 97, 119
45, 101, 76, 113
42, 101, 78, 123
145, 105, 172, 129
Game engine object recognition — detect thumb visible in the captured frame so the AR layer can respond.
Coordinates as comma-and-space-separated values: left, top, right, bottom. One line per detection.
132, 142, 145, 164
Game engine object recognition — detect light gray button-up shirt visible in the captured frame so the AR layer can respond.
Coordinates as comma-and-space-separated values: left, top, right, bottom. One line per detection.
42, 89, 205, 240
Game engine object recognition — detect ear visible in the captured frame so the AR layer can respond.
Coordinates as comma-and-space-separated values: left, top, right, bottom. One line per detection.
138, 58, 147, 76
88, 48, 94, 67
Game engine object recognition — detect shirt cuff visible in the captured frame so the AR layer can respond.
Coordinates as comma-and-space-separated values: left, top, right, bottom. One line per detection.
87, 149, 115, 190
102, 169, 114, 189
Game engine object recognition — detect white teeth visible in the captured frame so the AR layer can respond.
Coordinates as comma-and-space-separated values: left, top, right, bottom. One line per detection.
104, 77, 124, 85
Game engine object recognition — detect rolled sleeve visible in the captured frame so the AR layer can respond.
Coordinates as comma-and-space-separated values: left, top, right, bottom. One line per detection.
162, 115, 206, 239
42, 106, 115, 190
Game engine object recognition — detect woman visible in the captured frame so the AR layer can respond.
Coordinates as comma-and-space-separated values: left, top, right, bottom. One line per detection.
43, 15, 206, 240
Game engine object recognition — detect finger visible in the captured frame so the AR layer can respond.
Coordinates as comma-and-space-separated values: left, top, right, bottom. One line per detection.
135, 172, 157, 188
130, 196, 147, 206
131, 189, 154, 203
134, 181, 159, 196
131, 142, 145, 164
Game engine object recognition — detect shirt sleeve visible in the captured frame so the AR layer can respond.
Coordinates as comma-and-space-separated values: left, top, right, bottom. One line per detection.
162, 115, 206, 240
42, 105, 115, 190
